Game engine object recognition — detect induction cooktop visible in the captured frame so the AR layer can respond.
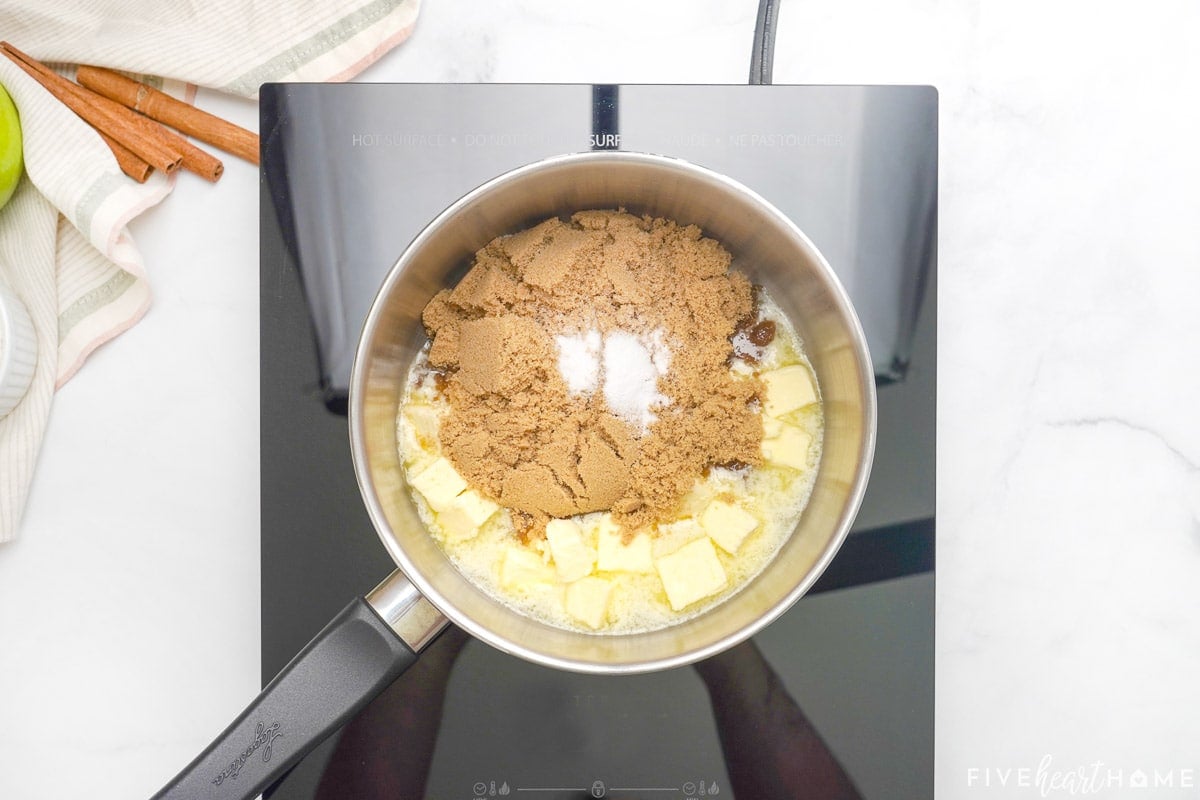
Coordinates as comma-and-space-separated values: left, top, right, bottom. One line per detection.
259, 82, 936, 800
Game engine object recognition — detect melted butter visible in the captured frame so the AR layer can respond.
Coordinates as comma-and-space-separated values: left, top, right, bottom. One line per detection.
397, 292, 823, 633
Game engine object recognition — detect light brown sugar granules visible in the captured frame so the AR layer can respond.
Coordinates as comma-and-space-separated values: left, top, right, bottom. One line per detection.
420, 210, 763, 537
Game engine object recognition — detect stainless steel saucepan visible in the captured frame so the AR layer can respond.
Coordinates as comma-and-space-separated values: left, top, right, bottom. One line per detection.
151, 151, 876, 800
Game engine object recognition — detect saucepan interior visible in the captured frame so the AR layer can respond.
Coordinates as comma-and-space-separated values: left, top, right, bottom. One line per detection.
351, 151, 875, 674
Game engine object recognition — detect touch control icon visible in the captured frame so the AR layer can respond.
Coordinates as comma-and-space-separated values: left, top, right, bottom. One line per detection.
472, 779, 510, 797
683, 779, 720, 797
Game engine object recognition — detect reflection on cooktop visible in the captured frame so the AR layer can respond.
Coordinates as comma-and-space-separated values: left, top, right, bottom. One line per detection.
265, 83, 935, 405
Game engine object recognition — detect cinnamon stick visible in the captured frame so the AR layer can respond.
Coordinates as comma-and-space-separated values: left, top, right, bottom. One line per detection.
78, 68, 223, 181
0, 42, 182, 177
97, 131, 152, 183
77, 65, 259, 166
2, 43, 224, 182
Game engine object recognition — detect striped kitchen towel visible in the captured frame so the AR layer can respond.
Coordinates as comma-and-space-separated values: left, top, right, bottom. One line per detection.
0, 0, 420, 542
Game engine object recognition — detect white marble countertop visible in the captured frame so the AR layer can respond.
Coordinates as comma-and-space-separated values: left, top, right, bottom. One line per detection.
1, 1, 1198, 798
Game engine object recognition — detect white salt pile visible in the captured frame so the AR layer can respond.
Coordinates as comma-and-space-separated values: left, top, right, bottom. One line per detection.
555, 328, 672, 433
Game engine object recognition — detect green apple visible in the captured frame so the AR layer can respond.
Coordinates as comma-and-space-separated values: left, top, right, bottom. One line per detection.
0, 82, 23, 211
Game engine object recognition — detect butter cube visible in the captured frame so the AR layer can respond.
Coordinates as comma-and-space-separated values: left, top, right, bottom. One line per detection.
581, 512, 616, 540
762, 414, 783, 439
700, 499, 760, 555
565, 576, 614, 629
436, 489, 500, 542
408, 457, 468, 512
651, 518, 706, 559
435, 507, 475, 542
761, 422, 813, 471
404, 405, 442, 450
762, 365, 817, 418
546, 518, 596, 582
499, 546, 556, 590
595, 516, 654, 573
655, 538, 728, 611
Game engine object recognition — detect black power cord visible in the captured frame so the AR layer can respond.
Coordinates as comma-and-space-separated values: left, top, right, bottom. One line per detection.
749, 0, 780, 85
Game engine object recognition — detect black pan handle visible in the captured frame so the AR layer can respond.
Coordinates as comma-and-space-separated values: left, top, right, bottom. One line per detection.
150, 571, 447, 800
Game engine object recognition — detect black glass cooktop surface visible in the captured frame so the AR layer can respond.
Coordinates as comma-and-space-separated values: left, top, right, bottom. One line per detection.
260, 83, 936, 800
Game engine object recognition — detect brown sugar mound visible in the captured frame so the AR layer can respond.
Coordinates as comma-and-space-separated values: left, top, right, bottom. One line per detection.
422, 210, 762, 536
